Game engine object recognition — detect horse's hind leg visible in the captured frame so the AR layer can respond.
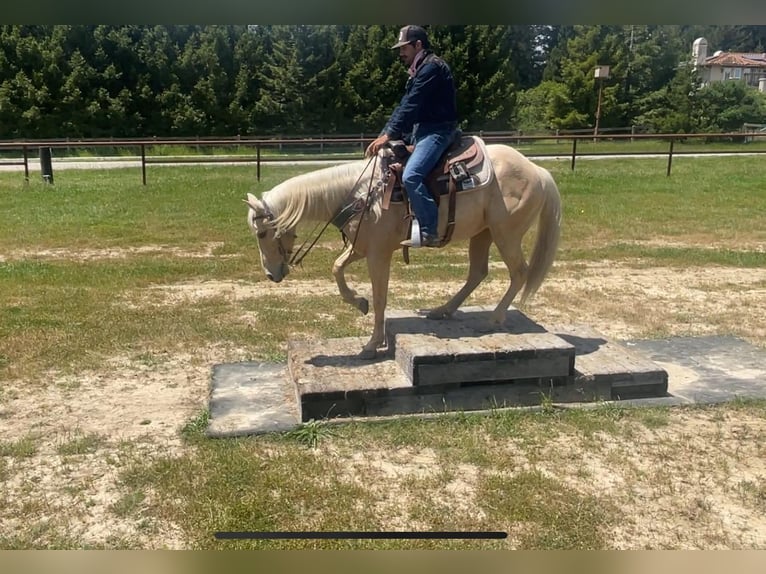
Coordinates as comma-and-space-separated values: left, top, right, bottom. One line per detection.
489, 232, 528, 325
427, 228, 493, 319
332, 246, 369, 315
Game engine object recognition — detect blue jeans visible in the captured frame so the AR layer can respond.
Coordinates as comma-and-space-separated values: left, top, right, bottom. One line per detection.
403, 125, 456, 237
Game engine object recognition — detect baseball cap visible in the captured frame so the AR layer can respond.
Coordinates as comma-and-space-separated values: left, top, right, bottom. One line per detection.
391, 25, 428, 49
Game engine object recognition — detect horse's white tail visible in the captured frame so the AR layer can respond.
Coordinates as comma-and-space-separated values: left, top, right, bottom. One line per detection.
520, 167, 562, 304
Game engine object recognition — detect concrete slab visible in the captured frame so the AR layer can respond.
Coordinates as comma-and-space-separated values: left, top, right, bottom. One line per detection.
627, 335, 766, 404
206, 361, 300, 437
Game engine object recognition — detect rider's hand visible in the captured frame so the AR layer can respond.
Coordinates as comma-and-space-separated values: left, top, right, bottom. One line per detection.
365, 133, 390, 157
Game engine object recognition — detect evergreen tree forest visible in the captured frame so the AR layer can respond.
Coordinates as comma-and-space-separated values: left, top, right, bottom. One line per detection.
1, 24, 765, 139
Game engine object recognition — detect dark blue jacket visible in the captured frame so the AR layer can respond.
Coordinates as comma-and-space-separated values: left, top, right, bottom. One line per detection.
384, 51, 458, 142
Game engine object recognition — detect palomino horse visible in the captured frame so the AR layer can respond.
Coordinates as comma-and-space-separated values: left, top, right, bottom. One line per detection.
245, 142, 562, 359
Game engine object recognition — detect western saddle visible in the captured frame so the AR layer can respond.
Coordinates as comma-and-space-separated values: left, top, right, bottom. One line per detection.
381, 133, 487, 248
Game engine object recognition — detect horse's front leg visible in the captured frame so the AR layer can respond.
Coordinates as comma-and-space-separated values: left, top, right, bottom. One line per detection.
359, 250, 394, 360
332, 246, 369, 315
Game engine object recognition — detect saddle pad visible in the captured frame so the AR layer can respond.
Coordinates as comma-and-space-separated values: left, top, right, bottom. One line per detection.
448, 135, 493, 191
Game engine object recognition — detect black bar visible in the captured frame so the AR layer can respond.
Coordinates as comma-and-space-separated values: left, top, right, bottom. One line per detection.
570, 138, 577, 171
141, 144, 146, 185
39, 146, 53, 183
256, 144, 261, 182
667, 139, 674, 177
23, 145, 29, 182
214, 531, 508, 540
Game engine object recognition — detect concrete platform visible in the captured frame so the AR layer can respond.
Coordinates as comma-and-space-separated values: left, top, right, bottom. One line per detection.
205, 309, 766, 437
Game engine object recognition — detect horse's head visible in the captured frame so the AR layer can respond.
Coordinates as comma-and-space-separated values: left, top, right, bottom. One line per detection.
245, 192, 296, 283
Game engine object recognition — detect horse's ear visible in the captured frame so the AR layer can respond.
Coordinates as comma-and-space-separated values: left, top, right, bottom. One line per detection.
244, 192, 263, 213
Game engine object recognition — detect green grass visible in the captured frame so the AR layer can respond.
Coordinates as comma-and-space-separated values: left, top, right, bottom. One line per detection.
0, 436, 39, 458
112, 406, 628, 549
56, 432, 107, 456
111, 402, 747, 549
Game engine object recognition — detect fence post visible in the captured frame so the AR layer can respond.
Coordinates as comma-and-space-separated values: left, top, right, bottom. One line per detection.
570, 138, 578, 171
23, 145, 29, 183
39, 147, 54, 184
666, 139, 674, 177
256, 144, 261, 182
141, 144, 147, 185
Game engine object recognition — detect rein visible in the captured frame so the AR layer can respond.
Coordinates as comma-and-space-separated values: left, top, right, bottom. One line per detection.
288, 155, 379, 267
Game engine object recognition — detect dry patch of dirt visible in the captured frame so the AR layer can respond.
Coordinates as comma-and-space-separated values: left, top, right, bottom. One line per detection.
616, 237, 766, 253
524, 412, 766, 549
0, 347, 250, 549
527, 261, 766, 344
129, 260, 766, 346
316, 408, 766, 549
334, 447, 485, 532
0, 243, 231, 262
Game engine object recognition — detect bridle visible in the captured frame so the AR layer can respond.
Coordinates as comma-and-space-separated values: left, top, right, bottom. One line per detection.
251, 199, 293, 266
252, 154, 380, 269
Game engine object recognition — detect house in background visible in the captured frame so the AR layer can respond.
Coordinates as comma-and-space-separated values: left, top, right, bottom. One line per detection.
692, 37, 766, 93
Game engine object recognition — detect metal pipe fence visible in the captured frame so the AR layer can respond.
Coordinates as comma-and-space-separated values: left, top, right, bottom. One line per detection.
2, 131, 766, 184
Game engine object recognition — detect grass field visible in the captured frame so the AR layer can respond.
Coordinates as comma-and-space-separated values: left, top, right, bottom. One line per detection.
0, 155, 765, 549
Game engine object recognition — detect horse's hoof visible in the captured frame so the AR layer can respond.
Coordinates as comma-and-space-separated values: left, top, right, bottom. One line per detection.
358, 347, 377, 360
426, 308, 452, 320
359, 299, 369, 315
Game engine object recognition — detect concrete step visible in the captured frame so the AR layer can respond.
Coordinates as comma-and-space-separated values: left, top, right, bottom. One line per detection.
548, 324, 669, 400
385, 306, 576, 387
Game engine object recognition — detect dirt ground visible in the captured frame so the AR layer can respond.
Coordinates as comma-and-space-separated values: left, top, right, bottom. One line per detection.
1, 245, 765, 549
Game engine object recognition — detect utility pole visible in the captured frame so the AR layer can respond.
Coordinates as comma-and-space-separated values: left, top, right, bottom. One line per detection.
594, 65, 610, 139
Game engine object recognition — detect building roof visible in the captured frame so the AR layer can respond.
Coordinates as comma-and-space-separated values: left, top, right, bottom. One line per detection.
704, 52, 766, 67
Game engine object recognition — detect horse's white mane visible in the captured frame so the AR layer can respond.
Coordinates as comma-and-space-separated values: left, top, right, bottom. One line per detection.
264, 159, 380, 233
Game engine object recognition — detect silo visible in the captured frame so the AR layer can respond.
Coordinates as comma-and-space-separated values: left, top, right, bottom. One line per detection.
692, 37, 708, 65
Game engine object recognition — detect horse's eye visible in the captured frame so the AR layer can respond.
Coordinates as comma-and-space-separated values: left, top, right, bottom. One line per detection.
257, 231, 267, 239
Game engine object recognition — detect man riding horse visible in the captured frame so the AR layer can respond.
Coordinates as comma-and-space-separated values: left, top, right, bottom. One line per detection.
365, 25, 459, 248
